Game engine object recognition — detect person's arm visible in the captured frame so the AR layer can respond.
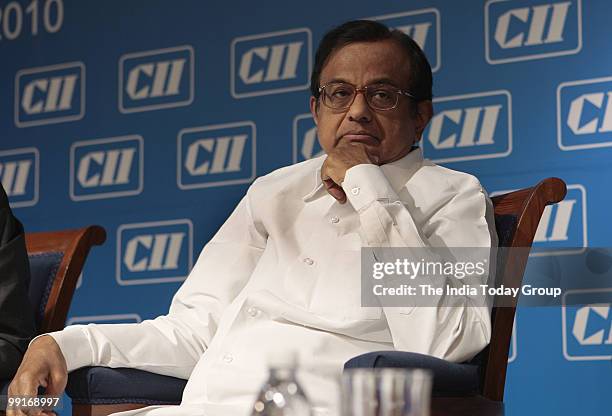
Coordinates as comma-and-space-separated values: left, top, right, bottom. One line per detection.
8, 186, 267, 412
342, 164, 497, 363
0, 184, 36, 380
49, 190, 267, 378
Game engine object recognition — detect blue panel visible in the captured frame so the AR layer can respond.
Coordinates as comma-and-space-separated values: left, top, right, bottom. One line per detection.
15, 62, 85, 127
557, 77, 612, 150
0, 148, 38, 207
293, 114, 321, 163
119, 46, 194, 113
531, 186, 587, 254
231, 29, 312, 98
178, 121, 256, 189
486, 0, 582, 64
563, 289, 612, 360
117, 219, 193, 285
422, 91, 512, 163
70, 136, 143, 200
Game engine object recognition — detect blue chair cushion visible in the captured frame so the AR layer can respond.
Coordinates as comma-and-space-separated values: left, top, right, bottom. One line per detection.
68, 352, 479, 405
344, 351, 480, 396
27, 252, 63, 330
66, 367, 186, 405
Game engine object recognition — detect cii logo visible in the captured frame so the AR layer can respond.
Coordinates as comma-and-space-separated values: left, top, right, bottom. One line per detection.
369, 8, 441, 72
0, 148, 39, 208
70, 136, 144, 201
116, 219, 193, 285
485, 0, 582, 64
15, 62, 85, 127
177, 121, 256, 189
422, 90, 512, 163
231, 28, 312, 98
532, 184, 587, 256
492, 184, 587, 256
563, 289, 612, 360
293, 114, 323, 163
557, 76, 612, 151
68, 314, 142, 325
119, 45, 194, 113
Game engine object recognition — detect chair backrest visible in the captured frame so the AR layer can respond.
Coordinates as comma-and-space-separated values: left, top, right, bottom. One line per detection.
480, 178, 566, 401
25, 226, 106, 334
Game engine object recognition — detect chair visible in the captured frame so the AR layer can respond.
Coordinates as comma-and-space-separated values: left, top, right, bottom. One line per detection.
0, 226, 107, 394
26, 226, 107, 334
66, 178, 567, 416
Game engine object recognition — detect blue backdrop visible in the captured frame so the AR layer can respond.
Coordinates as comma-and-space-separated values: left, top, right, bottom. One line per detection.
0, 0, 609, 414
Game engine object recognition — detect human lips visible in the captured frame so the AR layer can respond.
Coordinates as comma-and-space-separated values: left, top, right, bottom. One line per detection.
340, 132, 380, 145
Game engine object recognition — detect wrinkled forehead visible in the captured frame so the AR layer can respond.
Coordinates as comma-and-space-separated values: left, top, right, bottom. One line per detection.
319, 40, 412, 87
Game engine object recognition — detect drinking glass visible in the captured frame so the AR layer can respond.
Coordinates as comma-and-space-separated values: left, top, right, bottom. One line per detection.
340, 368, 432, 416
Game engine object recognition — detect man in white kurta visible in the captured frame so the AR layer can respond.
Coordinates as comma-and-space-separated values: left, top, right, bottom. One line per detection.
55, 147, 496, 415
9, 20, 497, 416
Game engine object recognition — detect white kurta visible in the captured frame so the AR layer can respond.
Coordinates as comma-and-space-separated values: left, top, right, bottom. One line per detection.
49, 148, 497, 416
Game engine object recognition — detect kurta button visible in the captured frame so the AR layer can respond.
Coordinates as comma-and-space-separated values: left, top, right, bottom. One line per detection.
330, 216, 340, 224
223, 354, 233, 363
351, 187, 360, 195
247, 307, 259, 317
303, 257, 314, 265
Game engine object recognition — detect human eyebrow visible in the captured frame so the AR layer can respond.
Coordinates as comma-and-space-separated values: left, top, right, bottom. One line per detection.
366, 78, 401, 88
320, 78, 352, 85
320, 78, 402, 88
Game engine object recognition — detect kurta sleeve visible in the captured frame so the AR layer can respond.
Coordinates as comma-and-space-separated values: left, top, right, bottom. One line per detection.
342, 163, 497, 363
48, 189, 267, 378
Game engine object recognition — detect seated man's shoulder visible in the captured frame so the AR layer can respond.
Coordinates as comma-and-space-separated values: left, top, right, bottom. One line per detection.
412, 160, 486, 198
249, 156, 324, 196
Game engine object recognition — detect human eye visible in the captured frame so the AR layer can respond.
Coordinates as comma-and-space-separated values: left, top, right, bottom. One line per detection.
372, 88, 392, 99
330, 85, 352, 98
368, 86, 395, 105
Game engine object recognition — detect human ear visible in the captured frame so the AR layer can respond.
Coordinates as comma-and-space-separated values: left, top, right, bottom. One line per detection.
414, 100, 433, 140
310, 96, 319, 126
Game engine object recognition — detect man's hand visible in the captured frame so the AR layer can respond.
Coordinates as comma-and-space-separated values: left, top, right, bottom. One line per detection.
6, 335, 67, 416
321, 141, 379, 204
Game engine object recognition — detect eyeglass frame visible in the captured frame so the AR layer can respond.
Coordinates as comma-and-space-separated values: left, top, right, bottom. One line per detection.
317, 81, 416, 111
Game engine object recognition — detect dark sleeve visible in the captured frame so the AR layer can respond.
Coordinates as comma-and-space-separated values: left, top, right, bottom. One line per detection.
0, 184, 36, 379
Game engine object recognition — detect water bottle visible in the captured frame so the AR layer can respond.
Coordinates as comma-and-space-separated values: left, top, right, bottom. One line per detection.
251, 351, 312, 416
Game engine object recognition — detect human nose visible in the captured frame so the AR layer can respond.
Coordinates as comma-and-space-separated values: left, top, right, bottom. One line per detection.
347, 89, 372, 122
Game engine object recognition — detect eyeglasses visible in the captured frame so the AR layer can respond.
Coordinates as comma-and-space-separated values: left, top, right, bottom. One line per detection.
318, 82, 415, 111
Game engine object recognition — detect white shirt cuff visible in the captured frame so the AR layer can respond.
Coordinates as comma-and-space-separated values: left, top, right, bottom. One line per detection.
31, 326, 94, 372
342, 164, 398, 211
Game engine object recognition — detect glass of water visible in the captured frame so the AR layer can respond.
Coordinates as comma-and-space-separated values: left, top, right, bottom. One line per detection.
340, 368, 432, 416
